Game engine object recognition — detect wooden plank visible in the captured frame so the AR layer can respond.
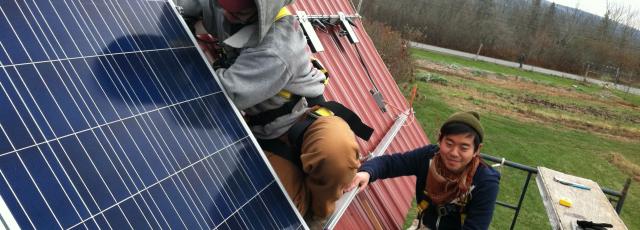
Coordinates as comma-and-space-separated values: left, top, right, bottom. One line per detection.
536, 167, 627, 230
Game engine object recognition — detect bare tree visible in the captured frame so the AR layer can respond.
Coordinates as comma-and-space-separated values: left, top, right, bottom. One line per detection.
358, 0, 640, 84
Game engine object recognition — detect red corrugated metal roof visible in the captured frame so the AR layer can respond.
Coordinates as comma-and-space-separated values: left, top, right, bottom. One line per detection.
289, 1, 430, 229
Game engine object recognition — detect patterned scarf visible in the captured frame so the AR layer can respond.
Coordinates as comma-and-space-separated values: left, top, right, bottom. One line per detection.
426, 153, 481, 205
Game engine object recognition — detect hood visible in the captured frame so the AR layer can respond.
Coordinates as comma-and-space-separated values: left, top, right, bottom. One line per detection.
176, 0, 294, 48
255, 0, 294, 43
221, 0, 293, 48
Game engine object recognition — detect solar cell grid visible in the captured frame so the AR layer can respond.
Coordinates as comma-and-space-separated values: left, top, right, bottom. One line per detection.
0, 0, 305, 229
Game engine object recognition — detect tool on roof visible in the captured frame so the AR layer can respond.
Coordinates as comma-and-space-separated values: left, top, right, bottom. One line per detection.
295, 11, 361, 52
295, 11, 387, 112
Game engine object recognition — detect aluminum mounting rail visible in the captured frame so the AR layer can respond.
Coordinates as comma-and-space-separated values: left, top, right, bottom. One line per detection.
323, 110, 411, 229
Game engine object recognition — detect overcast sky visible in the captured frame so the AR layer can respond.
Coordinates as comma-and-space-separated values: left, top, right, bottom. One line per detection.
550, 0, 640, 17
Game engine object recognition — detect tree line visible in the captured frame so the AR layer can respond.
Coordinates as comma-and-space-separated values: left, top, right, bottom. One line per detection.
358, 0, 640, 85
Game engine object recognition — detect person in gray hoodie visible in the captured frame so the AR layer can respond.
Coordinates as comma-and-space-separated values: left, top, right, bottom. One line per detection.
176, 0, 363, 225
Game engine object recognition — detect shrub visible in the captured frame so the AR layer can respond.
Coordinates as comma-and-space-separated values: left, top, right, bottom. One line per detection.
416, 72, 448, 85
362, 19, 415, 83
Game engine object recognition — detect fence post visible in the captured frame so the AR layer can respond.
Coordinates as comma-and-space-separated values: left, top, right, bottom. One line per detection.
510, 172, 533, 230
615, 178, 632, 213
584, 63, 590, 82
475, 43, 483, 61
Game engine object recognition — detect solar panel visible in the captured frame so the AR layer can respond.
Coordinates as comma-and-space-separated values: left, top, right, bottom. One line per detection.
0, 0, 305, 229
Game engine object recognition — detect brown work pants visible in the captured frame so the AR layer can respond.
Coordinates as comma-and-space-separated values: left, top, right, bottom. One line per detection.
265, 116, 360, 218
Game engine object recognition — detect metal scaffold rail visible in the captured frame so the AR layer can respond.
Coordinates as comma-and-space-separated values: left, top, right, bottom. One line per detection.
480, 154, 632, 230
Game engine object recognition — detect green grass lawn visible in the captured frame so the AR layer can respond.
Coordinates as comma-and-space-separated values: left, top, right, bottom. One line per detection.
613, 90, 640, 107
412, 49, 607, 94
405, 49, 640, 229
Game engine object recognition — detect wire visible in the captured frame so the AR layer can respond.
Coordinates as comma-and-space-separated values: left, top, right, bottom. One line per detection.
353, 42, 380, 92
384, 84, 418, 126
385, 102, 416, 127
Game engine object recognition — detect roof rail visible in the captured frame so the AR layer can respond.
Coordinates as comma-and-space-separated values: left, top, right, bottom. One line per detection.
295, 11, 361, 52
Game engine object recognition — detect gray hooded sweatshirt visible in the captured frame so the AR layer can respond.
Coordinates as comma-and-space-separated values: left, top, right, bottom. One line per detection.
176, 0, 326, 139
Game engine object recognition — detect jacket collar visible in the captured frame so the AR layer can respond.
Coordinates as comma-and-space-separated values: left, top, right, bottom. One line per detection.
222, 23, 259, 48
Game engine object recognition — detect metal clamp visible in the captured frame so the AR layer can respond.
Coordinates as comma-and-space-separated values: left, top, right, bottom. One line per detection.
296, 11, 325, 53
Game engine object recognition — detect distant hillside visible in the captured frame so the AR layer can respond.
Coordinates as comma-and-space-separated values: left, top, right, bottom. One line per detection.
358, 0, 640, 85
551, 2, 640, 40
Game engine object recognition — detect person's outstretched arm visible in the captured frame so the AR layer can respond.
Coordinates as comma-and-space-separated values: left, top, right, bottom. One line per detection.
349, 145, 437, 191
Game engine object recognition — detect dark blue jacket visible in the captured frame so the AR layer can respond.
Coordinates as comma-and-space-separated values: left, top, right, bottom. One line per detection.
359, 145, 500, 230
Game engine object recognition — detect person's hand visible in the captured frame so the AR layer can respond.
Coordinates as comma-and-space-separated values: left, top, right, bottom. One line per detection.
347, 172, 370, 193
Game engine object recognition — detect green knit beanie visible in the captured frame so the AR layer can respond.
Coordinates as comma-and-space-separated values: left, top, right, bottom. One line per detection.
442, 111, 484, 142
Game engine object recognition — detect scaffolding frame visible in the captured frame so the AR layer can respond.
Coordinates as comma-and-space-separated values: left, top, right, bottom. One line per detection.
481, 154, 632, 230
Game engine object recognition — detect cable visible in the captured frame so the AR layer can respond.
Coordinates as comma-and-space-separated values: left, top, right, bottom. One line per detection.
353, 42, 380, 92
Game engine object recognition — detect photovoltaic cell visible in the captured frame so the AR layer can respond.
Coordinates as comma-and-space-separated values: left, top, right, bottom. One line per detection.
0, 0, 305, 229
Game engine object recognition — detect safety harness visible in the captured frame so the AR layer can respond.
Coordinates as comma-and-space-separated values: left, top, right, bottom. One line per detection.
245, 8, 374, 167
255, 98, 374, 167
416, 188, 472, 230
414, 159, 474, 229
191, 7, 374, 167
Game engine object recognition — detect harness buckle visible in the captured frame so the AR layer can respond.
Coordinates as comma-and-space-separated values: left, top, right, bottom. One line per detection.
437, 206, 448, 216
311, 107, 333, 117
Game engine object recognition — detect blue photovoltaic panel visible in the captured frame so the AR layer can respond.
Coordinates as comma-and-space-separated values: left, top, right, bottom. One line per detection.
0, 0, 304, 229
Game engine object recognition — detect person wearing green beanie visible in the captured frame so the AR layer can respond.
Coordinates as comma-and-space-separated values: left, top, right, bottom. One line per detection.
443, 111, 484, 143
349, 111, 500, 229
